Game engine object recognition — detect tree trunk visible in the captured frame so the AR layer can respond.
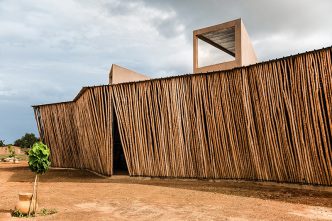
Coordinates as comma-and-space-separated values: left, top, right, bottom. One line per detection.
28, 174, 38, 216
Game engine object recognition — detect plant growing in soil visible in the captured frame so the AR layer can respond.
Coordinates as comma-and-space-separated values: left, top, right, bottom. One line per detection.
28, 142, 51, 215
8, 145, 16, 162
11, 209, 34, 218
38, 208, 57, 216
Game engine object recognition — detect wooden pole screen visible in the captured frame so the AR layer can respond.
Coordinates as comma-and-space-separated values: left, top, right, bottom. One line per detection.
33, 47, 332, 185
34, 86, 113, 175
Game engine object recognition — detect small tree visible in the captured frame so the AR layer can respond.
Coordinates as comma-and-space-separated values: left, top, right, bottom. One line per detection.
28, 142, 51, 215
14, 133, 39, 149
8, 145, 17, 162
0, 139, 5, 147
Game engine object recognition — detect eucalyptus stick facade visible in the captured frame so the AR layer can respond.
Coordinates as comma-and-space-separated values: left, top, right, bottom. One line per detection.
33, 47, 332, 185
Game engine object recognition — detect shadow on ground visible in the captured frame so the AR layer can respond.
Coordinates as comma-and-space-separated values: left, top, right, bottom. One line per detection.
3, 163, 332, 208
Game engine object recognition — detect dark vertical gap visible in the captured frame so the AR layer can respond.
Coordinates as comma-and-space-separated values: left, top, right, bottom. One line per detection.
35, 107, 45, 141
112, 107, 129, 175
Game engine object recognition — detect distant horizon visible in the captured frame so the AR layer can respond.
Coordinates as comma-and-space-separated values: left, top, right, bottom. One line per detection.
1, 0, 332, 143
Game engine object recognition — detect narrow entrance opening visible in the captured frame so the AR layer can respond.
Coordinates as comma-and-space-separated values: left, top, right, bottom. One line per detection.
112, 109, 129, 175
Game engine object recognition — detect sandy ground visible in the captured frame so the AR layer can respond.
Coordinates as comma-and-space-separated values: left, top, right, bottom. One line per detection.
0, 162, 332, 221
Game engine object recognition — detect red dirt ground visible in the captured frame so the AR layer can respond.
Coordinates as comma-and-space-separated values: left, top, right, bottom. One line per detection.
1, 162, 332, 220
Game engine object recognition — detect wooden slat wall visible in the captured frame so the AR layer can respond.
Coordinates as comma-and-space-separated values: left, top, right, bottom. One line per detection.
34, 102, 81, 169
75, 86, 113, 175
112, 48, 332, 185
34, 86, 113, 175
34, 48, 332, 185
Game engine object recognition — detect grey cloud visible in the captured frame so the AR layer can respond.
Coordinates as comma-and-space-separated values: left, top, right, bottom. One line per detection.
139, 0, 332, 60
100, 0, 141, 16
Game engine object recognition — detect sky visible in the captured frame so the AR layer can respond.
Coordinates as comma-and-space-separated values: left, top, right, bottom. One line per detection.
0, 0, 332, 143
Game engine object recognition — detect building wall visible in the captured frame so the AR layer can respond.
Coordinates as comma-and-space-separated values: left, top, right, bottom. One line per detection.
110, 64, 150, 84
240, 20, 258, 66
34, 86, 113, 175
193, 19, 257, 73
34, 47, 332, 185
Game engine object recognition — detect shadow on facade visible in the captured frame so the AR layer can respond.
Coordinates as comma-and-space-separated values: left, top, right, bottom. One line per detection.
112, 110, 129, 175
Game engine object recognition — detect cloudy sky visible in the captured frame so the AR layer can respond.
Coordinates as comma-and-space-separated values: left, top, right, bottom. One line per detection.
0, 0, 331, 143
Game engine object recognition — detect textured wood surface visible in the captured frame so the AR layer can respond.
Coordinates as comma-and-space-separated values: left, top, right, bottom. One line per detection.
34, 47, 332, 185
34, 86, 113, 175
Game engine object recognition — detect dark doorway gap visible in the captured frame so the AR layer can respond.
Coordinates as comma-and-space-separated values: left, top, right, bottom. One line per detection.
112, 109, 129, 175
